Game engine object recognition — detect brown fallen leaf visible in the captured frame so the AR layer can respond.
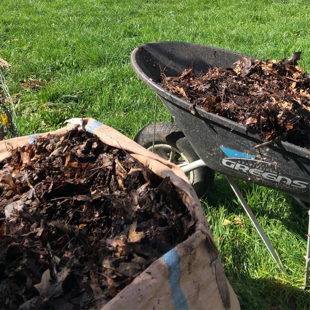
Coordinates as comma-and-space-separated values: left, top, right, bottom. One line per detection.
34, 260, 72, 300
223, 219, 231, 226
89, 270, 105, 307
284, 51, 301, 66
117, 262, 142, 277
0, 130, 193, 309
234, 216, 242, 225
20, 149, 32, 166
179, 67, 194, 79
176, 86, 189, 99
0, 57, 11, 69
241, 58, 252, 76
128, 221, 145, 243
159, 53, 310, 149
5, 189, 33, 218
244, 117, 258, 125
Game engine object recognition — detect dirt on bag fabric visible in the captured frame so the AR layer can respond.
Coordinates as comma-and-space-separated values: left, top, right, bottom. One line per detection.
0, 130, 195, 310
159, 54, 310, 149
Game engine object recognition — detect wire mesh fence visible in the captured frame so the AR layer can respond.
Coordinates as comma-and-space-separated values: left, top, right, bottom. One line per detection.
0, 67, 18, 139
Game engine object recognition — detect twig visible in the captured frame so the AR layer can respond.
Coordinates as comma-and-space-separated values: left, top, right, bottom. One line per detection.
47, 241, 58, 278
230, 123, 242, 132
285, 76, 301, 83
50, 196, 71, 201
254, 140, 274, 149
221, 85, 226, 103
26, 173, 39, 201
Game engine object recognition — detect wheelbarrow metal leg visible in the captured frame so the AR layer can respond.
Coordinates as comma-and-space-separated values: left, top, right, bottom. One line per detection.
181, 159, 206, 174
292, 196, 310, 289
225, 175, 286, 273
304, 210, 310, 289
293, 196, 308, 210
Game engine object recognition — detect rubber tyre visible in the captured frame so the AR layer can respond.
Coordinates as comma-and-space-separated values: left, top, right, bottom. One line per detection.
134, 122, 214, 198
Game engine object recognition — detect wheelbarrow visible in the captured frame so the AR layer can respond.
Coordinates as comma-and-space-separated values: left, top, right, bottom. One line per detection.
131, 41, 310, 288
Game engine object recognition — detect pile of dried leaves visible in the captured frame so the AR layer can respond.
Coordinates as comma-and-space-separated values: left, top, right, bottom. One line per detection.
0, 130, 194, 309
160, 53, 310, 149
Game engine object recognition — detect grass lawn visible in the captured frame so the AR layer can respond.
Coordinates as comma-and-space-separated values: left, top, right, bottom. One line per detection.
1, 0, 310, 308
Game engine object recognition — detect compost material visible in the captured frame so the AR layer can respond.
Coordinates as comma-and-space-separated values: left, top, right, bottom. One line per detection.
160, 54, 310, 149
0, 130, 194, 310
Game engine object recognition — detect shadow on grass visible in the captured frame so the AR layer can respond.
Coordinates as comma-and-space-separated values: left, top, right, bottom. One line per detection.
229, 276, 310, 310
204, 173, 310, 309
206, 173, 309, 240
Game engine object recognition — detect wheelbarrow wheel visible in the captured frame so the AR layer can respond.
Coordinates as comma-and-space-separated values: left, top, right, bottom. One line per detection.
134, 122, 214, 198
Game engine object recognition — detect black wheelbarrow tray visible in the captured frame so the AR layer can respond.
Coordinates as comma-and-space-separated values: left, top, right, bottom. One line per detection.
131, 41, 310, 286
131, 41, 310, 203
